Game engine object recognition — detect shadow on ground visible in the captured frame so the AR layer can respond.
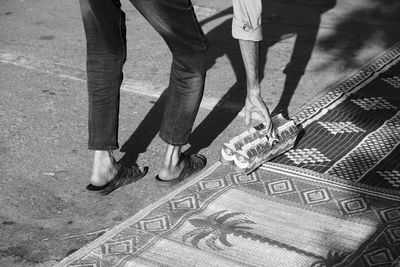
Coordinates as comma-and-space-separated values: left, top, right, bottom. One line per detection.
316, 0, 400, 70
120, 0, 337, 162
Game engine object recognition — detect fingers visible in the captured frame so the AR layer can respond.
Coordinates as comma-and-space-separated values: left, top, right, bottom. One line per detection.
257, 105, 274, 139
256, 103, 272, 129
245, 94, 273, 128
245, 97, 267, 126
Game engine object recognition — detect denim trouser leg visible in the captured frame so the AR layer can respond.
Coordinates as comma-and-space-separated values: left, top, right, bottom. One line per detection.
79, 0, 126, 150
129, 0, 208, 145
79, 0, 207, 150
159, 51, 207, 145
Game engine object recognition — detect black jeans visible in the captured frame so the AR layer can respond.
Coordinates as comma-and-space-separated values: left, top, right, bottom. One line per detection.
79, 0, 208, 150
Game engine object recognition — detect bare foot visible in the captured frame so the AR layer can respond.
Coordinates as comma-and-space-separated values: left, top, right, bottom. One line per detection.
158, 159, 185, 181
157, 145, 185, 181
90, 150, 119, 186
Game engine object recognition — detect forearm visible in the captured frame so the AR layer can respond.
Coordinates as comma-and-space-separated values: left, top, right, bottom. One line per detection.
239, 39, 261, 94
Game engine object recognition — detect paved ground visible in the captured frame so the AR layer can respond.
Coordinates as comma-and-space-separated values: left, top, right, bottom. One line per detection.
1, 0, 400, 266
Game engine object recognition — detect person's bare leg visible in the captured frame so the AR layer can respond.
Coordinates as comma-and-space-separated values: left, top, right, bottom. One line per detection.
90, 150, 119, 186
157, 144, 186, 181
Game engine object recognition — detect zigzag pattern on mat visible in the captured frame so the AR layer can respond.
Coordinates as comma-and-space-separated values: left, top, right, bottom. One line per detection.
271, 45, 400, 191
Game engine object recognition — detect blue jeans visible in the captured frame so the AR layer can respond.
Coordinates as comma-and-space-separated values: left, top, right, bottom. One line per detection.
79, 0, 208, 150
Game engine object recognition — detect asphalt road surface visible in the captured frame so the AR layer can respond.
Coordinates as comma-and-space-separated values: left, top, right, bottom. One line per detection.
1, 0, 399, 265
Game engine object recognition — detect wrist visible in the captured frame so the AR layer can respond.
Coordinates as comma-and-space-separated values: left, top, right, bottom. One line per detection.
247, 86, 261, 96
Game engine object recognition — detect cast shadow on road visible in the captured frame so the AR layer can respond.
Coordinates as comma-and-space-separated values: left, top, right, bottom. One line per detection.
316, 0, 400, 70
119, 0, 336, 165
186, 0, 336, 155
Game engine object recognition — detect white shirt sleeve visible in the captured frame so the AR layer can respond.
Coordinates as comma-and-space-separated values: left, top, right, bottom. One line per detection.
232, 0, 262, 41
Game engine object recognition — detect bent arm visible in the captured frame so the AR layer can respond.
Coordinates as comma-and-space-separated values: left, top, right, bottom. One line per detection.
232, 0, 263, 95
232, 0, 274, 134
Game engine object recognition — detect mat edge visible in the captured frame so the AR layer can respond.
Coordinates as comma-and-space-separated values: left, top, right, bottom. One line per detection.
54, 162, 222, 266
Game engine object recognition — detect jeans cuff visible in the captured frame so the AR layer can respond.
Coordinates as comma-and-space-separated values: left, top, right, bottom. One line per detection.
88, 145, 119, 151
159, 133, 188, 146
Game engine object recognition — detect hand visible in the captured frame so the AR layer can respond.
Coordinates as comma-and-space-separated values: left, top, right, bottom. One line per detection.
245, 92, 278, 142
245, 91, 272, 131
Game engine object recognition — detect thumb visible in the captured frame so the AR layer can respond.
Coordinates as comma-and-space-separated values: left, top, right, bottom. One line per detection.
245, 107, 252, 126
264, 115, 272, 132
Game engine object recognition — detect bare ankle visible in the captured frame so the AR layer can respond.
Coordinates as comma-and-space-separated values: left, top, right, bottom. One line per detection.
90, 150, 118, 185
159, 145, 184, 180
162, 145, 182, 168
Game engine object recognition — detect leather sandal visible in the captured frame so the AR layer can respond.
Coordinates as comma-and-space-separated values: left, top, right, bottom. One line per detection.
155, 153, 207, 187
86, 163, 148, 195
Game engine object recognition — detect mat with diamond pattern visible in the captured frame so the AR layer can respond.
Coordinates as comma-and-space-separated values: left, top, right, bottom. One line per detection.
271, 44, 400, 191
55, 44, 400, 267
56, 163, 399, 266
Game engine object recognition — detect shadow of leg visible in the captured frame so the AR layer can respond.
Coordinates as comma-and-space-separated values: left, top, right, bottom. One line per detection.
185, 82, 246, 155
272, 72, 303, 119
118, 90, 168, 166
272, 23, 319, 119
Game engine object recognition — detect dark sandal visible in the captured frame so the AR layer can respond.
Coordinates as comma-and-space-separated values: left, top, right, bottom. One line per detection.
86, 163, 148, 195
155, 153, 207, 187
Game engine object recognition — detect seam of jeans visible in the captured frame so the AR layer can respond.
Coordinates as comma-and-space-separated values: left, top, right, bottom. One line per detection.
115, 10, 126, 148
88, 71, 94, 147
185, 0, 208, 51
118, 11, 126, 64
166, 91, 184, 144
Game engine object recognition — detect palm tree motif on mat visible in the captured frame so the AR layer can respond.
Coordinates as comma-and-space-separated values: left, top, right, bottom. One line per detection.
183, 210, 348, 266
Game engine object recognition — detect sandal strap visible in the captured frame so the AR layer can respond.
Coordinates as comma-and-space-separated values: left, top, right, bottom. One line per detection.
156, 153, 206, 187
100, 164, 148, 195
